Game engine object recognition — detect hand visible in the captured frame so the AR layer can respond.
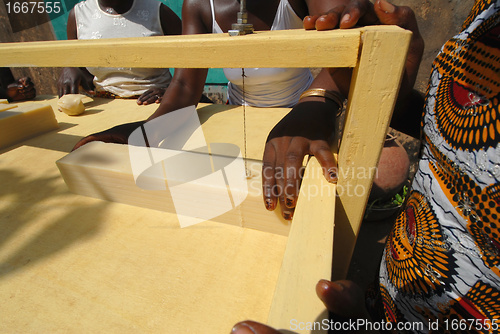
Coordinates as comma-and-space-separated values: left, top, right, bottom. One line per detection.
72, 121, 145, 151
58, 67, 95, 97
6, 77, 36, 101
262, 101, 339, 220
136, 87, 165, 105
231, 280, 367, 334
304, 0, 424, 97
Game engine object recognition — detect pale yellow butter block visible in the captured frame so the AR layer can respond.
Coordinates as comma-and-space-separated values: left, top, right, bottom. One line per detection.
0, 103, 17, 112
0, 99, 8, 104
56, 141, 289, 235
0, 103, 59, 150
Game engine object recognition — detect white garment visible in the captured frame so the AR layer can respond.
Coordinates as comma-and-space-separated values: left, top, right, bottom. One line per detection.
74, 0, 172, 97
210, 0, 313, 107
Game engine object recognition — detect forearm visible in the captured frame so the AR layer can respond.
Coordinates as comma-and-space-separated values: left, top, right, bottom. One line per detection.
147, 68, 208, 121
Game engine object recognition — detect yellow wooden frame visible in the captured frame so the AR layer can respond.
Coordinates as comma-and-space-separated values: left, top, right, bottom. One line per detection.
0, 26, 411, 333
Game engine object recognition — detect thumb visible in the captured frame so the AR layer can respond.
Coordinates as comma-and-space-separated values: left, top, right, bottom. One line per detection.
374, 0, 419, 32
316, 280, 368, 318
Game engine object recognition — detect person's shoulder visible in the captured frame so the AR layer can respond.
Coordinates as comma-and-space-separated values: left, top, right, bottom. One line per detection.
183, 0, 210, 10
73, 0, 93, 12
183, 0, 211, 21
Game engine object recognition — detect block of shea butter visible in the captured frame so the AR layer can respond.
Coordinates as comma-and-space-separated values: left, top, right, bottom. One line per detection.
56, 141, 289, 235
0, 102, 59, 150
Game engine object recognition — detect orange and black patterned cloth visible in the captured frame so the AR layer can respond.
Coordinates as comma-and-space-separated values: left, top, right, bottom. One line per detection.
371, 1, 500, 332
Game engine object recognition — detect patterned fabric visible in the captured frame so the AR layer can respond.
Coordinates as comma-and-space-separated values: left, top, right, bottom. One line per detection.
374, 1, 500, 332
74, 0, 172, 97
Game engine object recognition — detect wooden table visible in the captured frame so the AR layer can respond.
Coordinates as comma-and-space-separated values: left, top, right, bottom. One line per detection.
0, 27, 412, 332
0, 96, 290, 333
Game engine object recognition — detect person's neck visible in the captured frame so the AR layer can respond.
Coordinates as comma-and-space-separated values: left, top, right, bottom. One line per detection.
98, 0, 133, 14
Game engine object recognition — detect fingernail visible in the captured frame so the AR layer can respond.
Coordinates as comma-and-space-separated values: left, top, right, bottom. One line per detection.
265, 198, 274, 211
379, 0, 395, 13
285, 197, 294, 208
327, 168, 338, 183
340, 13, 350, 25
283, 211, 293, 220
231, 323, 256, 334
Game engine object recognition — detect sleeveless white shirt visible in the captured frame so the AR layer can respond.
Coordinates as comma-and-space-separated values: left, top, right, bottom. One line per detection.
74, 0, 172, 97
210, 0, 313, 107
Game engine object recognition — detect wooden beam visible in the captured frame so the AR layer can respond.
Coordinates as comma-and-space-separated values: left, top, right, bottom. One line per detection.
267, 157, 336, 333
0, 29, 361, 68
333, 26, 411, 280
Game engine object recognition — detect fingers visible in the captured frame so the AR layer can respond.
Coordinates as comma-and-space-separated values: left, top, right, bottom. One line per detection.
72, 135, 99, 151
340, 0, 378, 28
262, 142, 278, 212
231, 321, 280, 334
282, 137, 308, 210
316, 280, 368, 318
303, 0, 378, 31
310, 141, 338, 183
137, 89, 163, 105
374, 0, 416, 29
262, 138, 300, 221
304, 7, 345, 31
80, 79, 95, 95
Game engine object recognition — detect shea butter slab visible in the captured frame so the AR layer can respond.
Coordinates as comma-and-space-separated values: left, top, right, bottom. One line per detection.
56, 141, 289, 235
0, 103, 59, 150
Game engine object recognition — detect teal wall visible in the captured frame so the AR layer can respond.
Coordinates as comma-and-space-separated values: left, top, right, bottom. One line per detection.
47, 0, 227, 85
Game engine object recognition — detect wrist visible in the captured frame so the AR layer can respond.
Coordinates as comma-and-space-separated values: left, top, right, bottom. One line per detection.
299, 88, 345, 117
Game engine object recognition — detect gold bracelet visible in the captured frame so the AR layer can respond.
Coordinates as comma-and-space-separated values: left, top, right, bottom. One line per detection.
299, 88, 345, 116
300, 88, 345, 106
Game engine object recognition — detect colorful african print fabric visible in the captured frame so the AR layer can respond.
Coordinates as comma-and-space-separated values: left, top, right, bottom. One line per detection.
376, 1, 500, 332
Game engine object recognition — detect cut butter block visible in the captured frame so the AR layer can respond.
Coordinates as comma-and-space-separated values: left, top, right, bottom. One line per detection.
0, 99, 8, 104
0, 103, 17, 112
56, 141, 289, 235
0, 103, 59, 149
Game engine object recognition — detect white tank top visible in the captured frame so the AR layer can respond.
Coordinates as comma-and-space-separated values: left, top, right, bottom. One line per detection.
74, 0, 172, 97
210, 0, 313, 107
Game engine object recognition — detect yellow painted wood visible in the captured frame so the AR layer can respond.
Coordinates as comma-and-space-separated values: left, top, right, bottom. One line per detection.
267, 157, 336, 333
0, 96, 288, 333
0, 29, 361, 68
0, 25, 412, 333
333, 26, 411, 280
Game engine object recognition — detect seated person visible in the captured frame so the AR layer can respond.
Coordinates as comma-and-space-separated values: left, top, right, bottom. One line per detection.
0, 68, 36, 102
58, 0, 181, 105
71, 0, 353, 145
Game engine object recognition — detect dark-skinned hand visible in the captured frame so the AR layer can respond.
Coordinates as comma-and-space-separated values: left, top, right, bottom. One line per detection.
72, 120, 145, 151
6, 77, 36, 102
231, 279, 369, 334
136, 87, 166, 105
263, 0, 424, 220
58, 67, 95, 97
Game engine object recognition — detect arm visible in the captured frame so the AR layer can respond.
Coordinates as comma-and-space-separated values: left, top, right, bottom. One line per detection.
262, 0, 424, 219
145, 0, 209, 120
137, 4, 183, 105
58, 9, 95, 97
72, 0, 210, 150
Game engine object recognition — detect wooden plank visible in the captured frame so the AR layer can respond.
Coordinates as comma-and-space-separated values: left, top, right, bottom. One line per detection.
267, 157, 336, 333
0, 29, 361, 68
333, 26, 411, 280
